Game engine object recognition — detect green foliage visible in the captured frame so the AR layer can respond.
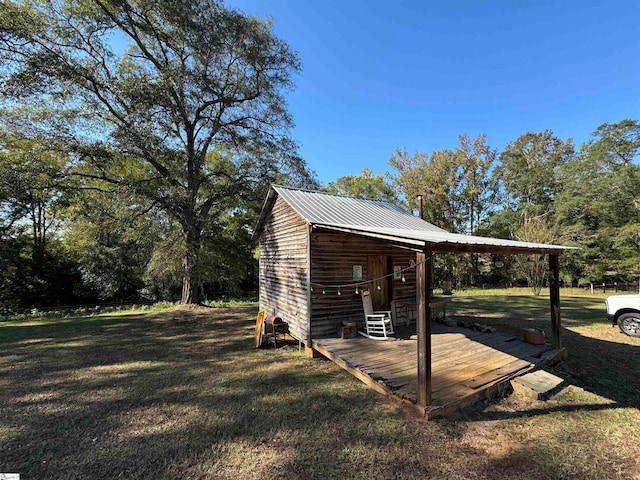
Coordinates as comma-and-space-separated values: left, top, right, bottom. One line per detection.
0, 0, 316, 304
495, 130, 575, 213
0, 135, 68, 267
324, 168, 399, 202
556, 119, 640, 283
63, 184, 162, 301
143, 227, 185, 301
0, 234, 31, 314
454, 133, 497, 234
0, 232, 83, 313
390, 147, 459, 232
387, 123, 639, 289
389, 135, 497, 286
389, 134, 497, 235
513, 213, 560, 295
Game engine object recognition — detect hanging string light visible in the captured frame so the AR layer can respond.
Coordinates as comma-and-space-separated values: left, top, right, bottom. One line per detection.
309, 255, 431, 296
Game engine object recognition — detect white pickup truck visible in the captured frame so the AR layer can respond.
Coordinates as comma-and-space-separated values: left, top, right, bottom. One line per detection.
605, 294, 640, 337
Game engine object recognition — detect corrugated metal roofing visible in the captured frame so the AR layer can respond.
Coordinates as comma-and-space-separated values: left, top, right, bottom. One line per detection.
273, 185, 447, 233
255, 185, 573, 253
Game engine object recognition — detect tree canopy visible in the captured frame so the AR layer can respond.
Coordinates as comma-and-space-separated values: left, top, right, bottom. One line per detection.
385, 122, 639, 292
0, 0, 316, 304
324, 168, 399, 202
0, 1, 637, 310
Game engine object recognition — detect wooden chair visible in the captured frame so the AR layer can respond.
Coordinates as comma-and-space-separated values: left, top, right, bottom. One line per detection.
391, 300, 412, 326
360, 290, 394, 339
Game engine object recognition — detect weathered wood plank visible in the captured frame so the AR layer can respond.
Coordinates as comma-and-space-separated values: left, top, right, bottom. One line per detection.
511, 370, 566, 400
309, 230, 419, 338
314, 324, 566, 418
311, 341, 397, 399
259, 196, 309, 341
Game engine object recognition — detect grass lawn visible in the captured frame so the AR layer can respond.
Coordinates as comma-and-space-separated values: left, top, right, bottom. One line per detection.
1, 294, 639, 479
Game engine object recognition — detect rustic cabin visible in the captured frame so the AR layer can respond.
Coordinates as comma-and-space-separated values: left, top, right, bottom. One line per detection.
254, 185, 572, 417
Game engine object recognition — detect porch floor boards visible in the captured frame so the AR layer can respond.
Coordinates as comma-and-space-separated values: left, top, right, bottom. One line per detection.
312, 323, 565, 418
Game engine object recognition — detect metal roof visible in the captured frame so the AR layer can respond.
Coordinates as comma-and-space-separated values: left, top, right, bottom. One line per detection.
254, 185, 574, 254
274, 185, 447, 233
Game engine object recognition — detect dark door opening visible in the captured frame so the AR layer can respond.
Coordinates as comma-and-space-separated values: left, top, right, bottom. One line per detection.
368, 255, 392, 310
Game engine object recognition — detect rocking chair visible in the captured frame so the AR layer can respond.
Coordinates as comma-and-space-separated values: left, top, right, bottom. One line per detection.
360, 290, 394, 340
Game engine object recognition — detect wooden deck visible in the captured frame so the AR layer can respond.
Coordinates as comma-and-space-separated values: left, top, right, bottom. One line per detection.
312, 323, 566, 418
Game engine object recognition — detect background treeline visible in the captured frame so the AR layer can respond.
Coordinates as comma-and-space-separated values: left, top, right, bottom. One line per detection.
325, 119, 640, 294
1, 1, 637, 313
0, 141, 315, 313
0, 0, 318, 312
1, 119, 638, 313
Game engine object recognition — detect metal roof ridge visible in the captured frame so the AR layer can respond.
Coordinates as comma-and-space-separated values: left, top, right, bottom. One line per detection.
272, 184, 405, 207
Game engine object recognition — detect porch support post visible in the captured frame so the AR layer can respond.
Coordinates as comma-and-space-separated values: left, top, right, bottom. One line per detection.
549, 253, 562, 349
304, 223, 315, 358
416, 248, 432, 407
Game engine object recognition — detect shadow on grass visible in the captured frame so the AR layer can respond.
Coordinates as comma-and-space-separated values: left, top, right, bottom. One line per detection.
2, 303, 639, 479
556, 328, 640, 407
0, 308, 456, 479
467, 399, 622, 421
451, 295, 640, 409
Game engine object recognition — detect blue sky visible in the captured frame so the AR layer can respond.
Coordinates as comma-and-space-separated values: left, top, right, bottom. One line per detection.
229, 0, 639, 185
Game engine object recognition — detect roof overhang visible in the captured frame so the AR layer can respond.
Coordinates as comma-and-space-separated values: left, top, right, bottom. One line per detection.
253, 185, 576, 255
314, 225, 426, 251
313, 224, 575, 255
252, 186, 279, 240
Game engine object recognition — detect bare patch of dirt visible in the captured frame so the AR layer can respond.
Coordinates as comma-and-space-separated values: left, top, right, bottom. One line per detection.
462, 419, 524, 458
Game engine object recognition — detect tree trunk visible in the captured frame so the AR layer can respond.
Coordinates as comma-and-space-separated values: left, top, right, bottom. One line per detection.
181, 227, 201, 305
30, 198, 46, 273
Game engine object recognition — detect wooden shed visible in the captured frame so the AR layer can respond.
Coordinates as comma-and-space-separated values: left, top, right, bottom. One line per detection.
254, 185, 572, 415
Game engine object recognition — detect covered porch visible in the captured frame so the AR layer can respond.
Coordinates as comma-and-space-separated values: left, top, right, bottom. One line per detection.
313, 322, 566, 418
307, 224, 570, 415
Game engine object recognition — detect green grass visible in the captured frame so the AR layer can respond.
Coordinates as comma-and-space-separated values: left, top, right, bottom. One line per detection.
451, 285, 638, 299
450, 291, 640, 406
1, 296, 639, 479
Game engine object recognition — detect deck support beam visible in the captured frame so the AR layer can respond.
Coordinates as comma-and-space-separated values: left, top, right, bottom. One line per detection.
549, 253, 561, 349
306, 224, 313, 347
416, 248, 432, 408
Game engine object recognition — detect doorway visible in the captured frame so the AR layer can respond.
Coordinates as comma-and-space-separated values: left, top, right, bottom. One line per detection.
368, 255, 392, 310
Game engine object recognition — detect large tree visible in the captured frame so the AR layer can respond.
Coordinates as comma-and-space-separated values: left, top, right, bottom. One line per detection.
0, 0, 314, 304
494, 130, 574, 214
389, 136, 497, 287
454, 133, 497, 235
556, 119, 640, 283
389, 147, 460, 232
0, 134, 66, 270
514, 212, 559, 295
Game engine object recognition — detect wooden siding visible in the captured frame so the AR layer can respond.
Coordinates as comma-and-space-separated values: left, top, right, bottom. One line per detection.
310, 231, 417, 338
259, 196, 309, 341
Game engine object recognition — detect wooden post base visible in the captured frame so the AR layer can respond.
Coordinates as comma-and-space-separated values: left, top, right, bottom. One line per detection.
304, 346, 322, 358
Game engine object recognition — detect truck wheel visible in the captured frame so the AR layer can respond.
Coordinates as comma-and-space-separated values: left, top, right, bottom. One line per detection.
618, 312, 640, 337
